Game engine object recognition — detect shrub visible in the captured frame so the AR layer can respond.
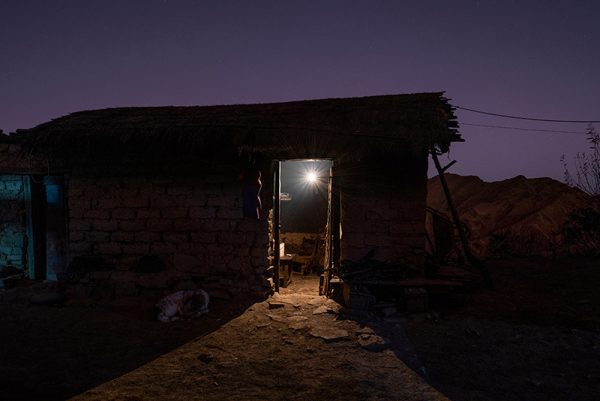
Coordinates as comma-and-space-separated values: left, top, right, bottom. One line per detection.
562, 207, 600, 255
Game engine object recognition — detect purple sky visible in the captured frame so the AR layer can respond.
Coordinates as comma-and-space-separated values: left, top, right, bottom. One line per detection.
1, 1, 599, 181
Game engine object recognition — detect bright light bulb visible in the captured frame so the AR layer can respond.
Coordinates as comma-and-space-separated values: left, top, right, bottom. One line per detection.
306, 171, 317, 184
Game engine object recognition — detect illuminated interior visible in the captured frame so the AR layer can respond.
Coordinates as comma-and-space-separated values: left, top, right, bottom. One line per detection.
276, 159, 332, 290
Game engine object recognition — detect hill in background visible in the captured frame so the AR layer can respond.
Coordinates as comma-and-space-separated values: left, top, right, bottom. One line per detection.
427, 174, 591, 257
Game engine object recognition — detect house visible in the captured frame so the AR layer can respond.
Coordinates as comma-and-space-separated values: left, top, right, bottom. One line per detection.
0, 93, 460, 299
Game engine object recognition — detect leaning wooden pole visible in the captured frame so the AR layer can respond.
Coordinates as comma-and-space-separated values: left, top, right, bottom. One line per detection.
431, 150, 493, 287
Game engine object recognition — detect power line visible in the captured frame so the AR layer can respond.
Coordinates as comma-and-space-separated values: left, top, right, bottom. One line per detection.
455, 105, 600, 123
461, 122, 589, 135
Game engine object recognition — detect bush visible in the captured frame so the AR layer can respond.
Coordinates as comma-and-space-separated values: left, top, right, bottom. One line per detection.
562, 125, 600, 196
562, 207, 600, 255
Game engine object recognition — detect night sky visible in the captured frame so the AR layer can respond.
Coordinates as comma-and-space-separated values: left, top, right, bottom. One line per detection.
1, 1, 599, 181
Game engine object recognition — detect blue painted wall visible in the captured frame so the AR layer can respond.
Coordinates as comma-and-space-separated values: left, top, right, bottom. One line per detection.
0, 175, 27, 270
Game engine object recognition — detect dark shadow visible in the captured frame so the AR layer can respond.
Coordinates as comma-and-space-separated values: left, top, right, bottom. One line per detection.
0, 293, 257, 401
336, 308, 429, 379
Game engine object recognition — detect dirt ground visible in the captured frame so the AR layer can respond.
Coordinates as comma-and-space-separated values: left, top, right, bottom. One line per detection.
1, 257, 599, 401
405, 257, 600, 401
70, 276, 446, 401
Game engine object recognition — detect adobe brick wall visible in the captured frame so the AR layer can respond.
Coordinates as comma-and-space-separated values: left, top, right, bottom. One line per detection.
0, 175, 27, 269
339, 156, 428, 266
0, 142, 48, 174
66, 167, 270, 296
341, 195, 426, 265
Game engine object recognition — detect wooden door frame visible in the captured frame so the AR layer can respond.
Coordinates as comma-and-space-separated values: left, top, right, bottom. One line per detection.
24, 175, 47, 280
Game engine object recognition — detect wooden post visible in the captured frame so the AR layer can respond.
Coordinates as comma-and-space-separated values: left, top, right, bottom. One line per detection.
273, 161, 281, 292
431, 150, 492, 287
330, 163, 341, 294
321, 162, 335, 296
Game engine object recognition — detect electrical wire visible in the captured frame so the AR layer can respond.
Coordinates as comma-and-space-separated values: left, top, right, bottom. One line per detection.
455, 105, 600, 123
461, 122, 589, 135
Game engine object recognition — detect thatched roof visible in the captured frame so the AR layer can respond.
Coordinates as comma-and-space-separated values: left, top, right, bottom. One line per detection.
14, 93, 461, 161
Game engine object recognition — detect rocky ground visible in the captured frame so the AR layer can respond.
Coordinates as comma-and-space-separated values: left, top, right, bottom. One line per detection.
1, 257, 599, 401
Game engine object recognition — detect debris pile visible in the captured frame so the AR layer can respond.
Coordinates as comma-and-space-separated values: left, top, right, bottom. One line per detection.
340, 251, 418, 284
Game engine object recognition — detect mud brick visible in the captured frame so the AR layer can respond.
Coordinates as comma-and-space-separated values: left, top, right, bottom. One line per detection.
87, 232, 109, 243
217, 207, 243, 219
163, 232, 188, 243
119, 220, 145, 231
121, 243, 150, 255
112, 208, 136, 220
151, 242, 177, 254
95, 242, 122, 255
97, 198, 121, 209
69, 219, 91, 231
136, 208, 161, 219
161, 207, 188, 219
135, 231, 161, 243
189, 207, 217, 219
121, 196, 149, 208
111, 232, 135, 242
91, 219, 118, 231
191, 232, 217, 244
146, 218, 173, 231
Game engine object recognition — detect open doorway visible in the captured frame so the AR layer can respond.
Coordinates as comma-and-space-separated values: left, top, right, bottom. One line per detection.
272, 159, 335, 294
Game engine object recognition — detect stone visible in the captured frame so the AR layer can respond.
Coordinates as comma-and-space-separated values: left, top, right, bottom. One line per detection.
357, 334, 389, 351
288, 323, 309, 331
286, 316, 308, 322
355, 326, 375, 335
324, 299, 341, 311
197, 352, 215, 363
268, 301, 285, 310
312, 305, 329, 315
308, 297, 325, 306
265, 313, 287, 323
309, 327, 350, 342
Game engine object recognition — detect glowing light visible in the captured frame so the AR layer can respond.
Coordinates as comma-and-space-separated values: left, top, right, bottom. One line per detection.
305, 171, 318, 184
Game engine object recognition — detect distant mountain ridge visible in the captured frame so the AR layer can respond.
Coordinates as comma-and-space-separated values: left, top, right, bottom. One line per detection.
427, 174, 591, 257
